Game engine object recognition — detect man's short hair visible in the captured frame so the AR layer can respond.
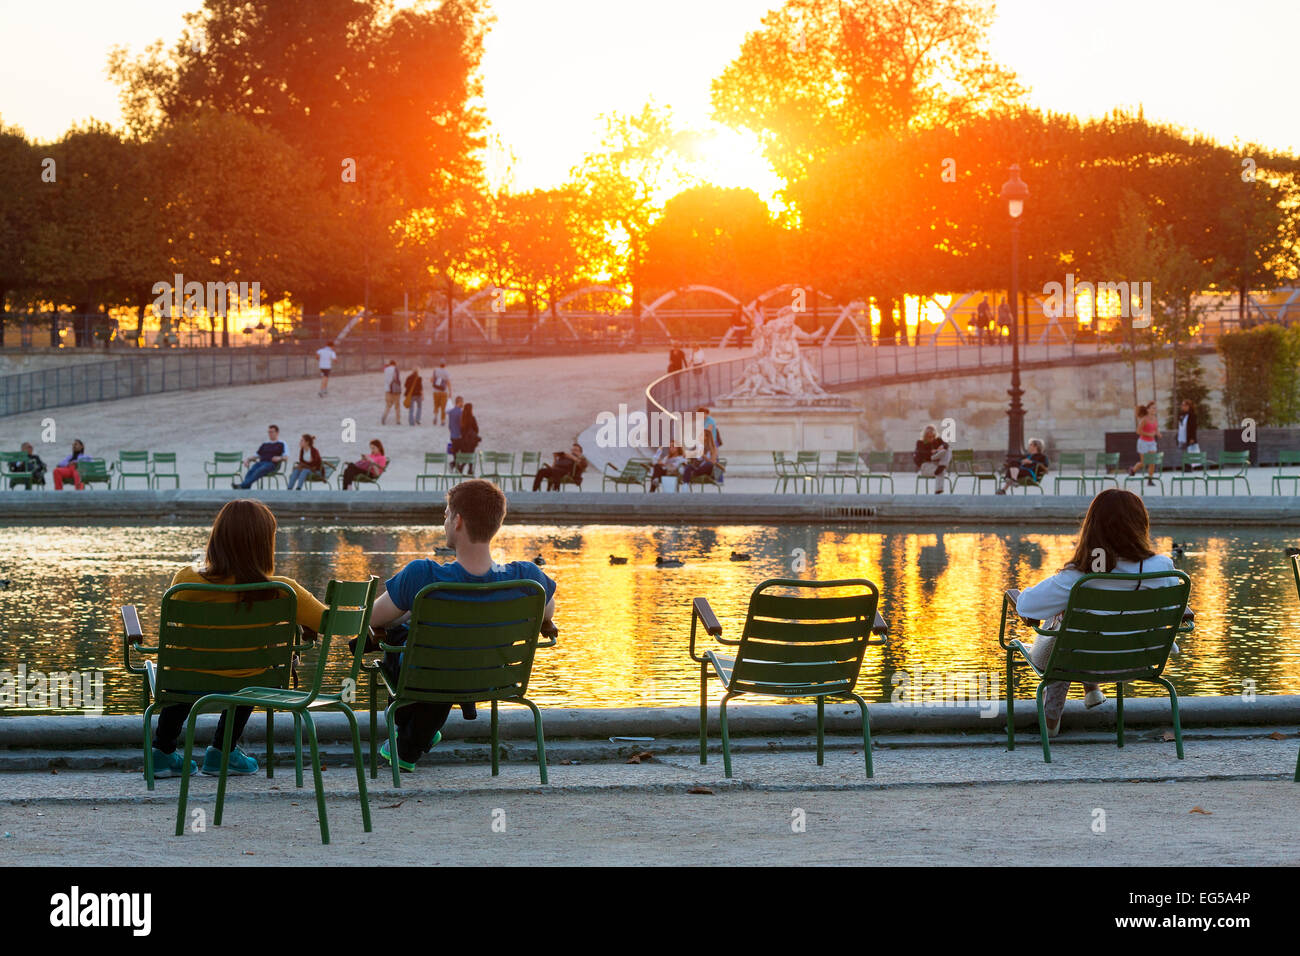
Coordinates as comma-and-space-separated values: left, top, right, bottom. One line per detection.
269, 424, 279, 432
446, 479, 507, 543
454, 395, 464, 404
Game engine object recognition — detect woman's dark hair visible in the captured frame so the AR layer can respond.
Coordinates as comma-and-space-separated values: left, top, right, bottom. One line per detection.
200, 499, 278, 603
369, 439, 385, 456
462, 404, 477, 430
1065, 489, 1157, 573
301, 433, 315, 447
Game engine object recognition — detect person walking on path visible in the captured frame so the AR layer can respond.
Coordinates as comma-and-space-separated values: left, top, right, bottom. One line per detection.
1127, 404, 1160, 485
448, 396, 464, 451
316, 341, 337, 397
431, 362, 450, 425
234, 425, 287, 488
51, 439, 90, 490
287, 434, 324, 490
451, 402, 480, 473
381, 360, 401, 425
1177, 399, 1200, 469
667, 344, 685, 373
404, 368, 424, 426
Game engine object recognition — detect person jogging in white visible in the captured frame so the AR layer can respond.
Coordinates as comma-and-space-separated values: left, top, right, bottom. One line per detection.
316, 341, 337, 397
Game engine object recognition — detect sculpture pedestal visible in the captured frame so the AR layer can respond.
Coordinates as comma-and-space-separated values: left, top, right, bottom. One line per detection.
710, 396, 858, 477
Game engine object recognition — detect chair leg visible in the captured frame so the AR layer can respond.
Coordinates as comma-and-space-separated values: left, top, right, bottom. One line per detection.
142, 704, 158, 791
849, 693, 873, 778
335, 704, 372, 832
719, 692, 736, 778
298, 712, 328, 845
522, 698, 548, 785
368, 673, 378, 780
175, 709, 203, 836
815, 696, 825, 766
1116, 681, 1125, 748
293, 713, 304, 788
1156, 677, 1184, 759
698, 662, 708, 765
266, 707, 274, 779
385, 701, 402, 789
1005, 650, 1016, 751
490, 699, 500, 776
1036, 682, 1051, 764
214, 706, 236, 827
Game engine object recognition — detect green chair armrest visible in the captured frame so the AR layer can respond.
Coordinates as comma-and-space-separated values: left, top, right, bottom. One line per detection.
870, 611, 890, 644
689, 596, 731, 662
121, 605, 150, 674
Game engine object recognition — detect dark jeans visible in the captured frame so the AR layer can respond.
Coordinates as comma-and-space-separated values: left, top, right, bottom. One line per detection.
379, 630, 468, 763
237, 459, 277, 488
341, 463, 377, 489
682, 460, 714, 483
154, 702, 252, 754
533, 464, 575, 490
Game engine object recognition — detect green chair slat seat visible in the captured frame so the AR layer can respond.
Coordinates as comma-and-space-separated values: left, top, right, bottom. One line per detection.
415, 452, 453, 491
479, 451, 515, 488
0, 451, 38, 490
1123, 452, 1165, 495
773, 451, 817, 493
1083, 452, 1121, 493
205, 452, 243, 489
1052, 451, 1088, 494
306, 456, 338, 488
821, 450, 864, 494
603, 458, 651, 491
77, 458, 112, 488
1169, 451, 1210, 495
861, 451, 895, 494
150, 452, 181, 489
689, 578, 890, 778
347, 458, 389, 490
508, 451, 543, 491
950, 449, 999, 494
116, 450, 152, 489
1273, 450, 1300, 496
1205, 450, 1251, 496
1000, 569, 1194, 764
365, 579, 553, 787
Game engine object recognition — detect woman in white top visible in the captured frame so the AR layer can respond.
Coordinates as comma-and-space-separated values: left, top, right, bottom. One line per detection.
1014, 488, 1180, 736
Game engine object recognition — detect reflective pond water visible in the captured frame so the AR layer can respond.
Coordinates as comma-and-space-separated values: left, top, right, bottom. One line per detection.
2, 521, 1299, 714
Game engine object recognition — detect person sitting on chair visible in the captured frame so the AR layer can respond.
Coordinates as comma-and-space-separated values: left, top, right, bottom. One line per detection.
365, 479, 557, 772
10, 441, 47, 488
1008, 488, 1180, 737
998, 438, 1049, 494
234, 425, 287, 488
151, 499, 328, 778
341, 439, 387, 490
532, 443, 587, 491
913, 424, 952, 494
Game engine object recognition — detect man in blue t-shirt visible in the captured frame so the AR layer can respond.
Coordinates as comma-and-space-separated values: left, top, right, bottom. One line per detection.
234, 424, 287, 488
368, 478, 556, 770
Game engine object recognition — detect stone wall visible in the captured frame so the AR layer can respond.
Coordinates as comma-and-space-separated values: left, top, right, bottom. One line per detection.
845, 352, 1226, 453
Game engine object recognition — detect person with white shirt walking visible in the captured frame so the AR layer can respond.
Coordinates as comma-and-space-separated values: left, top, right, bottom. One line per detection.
381, 359, 401, 425
431, 362, 451, 425
316, 341, 337, 397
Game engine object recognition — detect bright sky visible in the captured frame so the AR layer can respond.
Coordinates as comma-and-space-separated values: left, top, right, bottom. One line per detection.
1, 0, 1297, 206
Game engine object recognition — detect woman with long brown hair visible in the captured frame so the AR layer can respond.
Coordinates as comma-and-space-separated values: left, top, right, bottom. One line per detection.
1012, 489, 1180, 736
149, 499, 328, 779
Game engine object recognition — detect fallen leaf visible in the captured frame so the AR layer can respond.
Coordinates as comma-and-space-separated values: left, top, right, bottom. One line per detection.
1267, 731, 1289, 740
242, 850, 255, 855
559, 759, 575, 765
49, 769, 58, 775
626, 751, 656, 764
380, 801, 404, 809
1189, 806, 1212, 815
687, 786, 713, 795
1161, 732, 1176, 741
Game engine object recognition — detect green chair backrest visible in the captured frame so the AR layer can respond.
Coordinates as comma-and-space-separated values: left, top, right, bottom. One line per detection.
1093, 452, 1121, 472
152, 452, 178, 470
395, 580, 548, 704
1140, 451, 1164, 467
1056, 451, 1086, 471
310, 457, 339, 481
519, 451, 542, 471
119, 451, 150, 469
422, 452, 449, 471
833, 450, 860, 469
1218, 450, 1250, 471
310, 577, 379, 700
950, 449, 974, 465
453, 452, 476, 470
156, 582, 298, 701
213, 451, 242, 465
1041, 570, 1191, 684
617, 460, 649, 480
795, 451, 821, 471
481, 451, 513, 471
866, 451, 892, 471
1277, 450, 1300, 469
78, 460, 111, 482
731, 579, 880, 697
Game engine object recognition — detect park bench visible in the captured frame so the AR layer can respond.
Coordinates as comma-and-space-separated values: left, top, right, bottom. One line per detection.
688, 578, 890, 778
1000, 570, 1193, 764
365, 579, 555, 787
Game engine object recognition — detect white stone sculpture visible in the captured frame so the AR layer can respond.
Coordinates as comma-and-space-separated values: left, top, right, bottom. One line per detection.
722, 305, 829, 400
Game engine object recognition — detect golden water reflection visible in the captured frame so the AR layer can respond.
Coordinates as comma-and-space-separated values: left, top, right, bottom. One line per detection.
3, 522, 1299, 714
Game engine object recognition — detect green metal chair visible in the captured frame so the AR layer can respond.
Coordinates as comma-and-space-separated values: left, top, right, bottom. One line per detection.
509, 451, 543, 491
1123, 452, 1165, 495
1005, 458, 1046, 494
1205, 450, 1251, 496
795, 451, 822, 491
347, 458, 389, 490
77, 459, 113, 489
773, 451, 817, 493
1, 451, 37, 490
479, 451, 514, 488
1287, 547, 1300, 781
1052, 452, 1089, 494
365, 579, 553, 787
197, 577, 380, 844
603, 459, 651, 491
205, 452, 243, 489
821, 450, 863, 493
116, 451, 151, 489
861, 451, 895, 494
1169, 451, 1209, 495
452, 451, 477, 478
123, 582, 298, 828
686, 457, 726, 492
689, 578, 890, 778
1000, 570, 1193, 764
1274, 451, 1300, 496
306, 456, 338, 489
950, 449, 999, 494
254, 460, 285, 489
1082, 452, 1121, 493
150, 452, 181, 489
415, 452, 453, 491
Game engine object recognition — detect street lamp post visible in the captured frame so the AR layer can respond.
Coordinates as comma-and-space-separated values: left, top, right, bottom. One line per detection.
1000, 164, 1029, 456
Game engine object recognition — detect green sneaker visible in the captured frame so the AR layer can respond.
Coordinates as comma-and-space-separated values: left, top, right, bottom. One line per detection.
150, 748, 198, 779
202, 746, 259, 776
379, 740, 417, 773
426, 731, 441, 753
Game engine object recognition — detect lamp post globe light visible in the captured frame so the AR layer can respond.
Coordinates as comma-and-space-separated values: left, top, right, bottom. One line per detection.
1000, 164, 1029, 457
